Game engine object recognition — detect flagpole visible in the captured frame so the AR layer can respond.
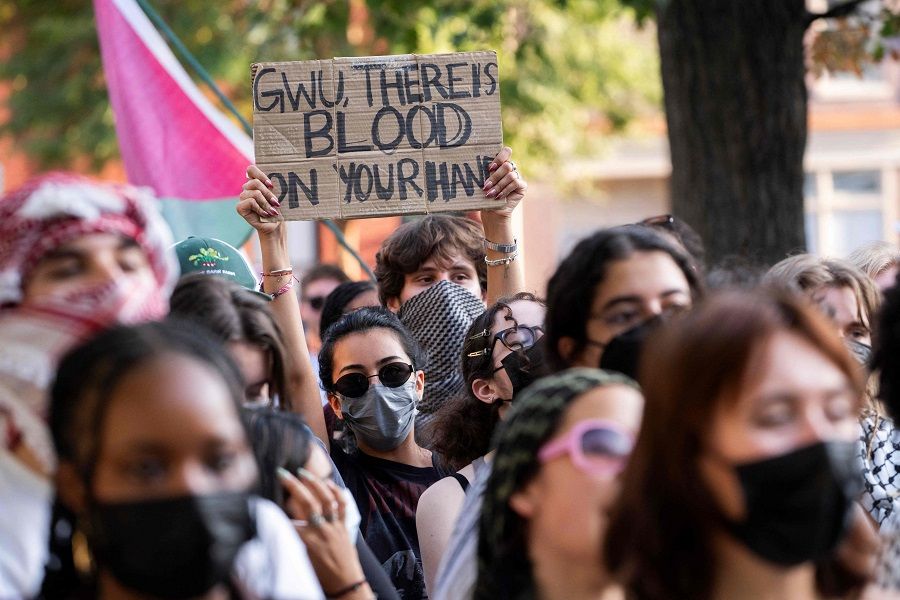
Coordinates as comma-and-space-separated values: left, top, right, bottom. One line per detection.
134, 0, 376, 281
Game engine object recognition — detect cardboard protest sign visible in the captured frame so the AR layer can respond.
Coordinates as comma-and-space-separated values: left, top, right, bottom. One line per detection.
251, 51, 504, 220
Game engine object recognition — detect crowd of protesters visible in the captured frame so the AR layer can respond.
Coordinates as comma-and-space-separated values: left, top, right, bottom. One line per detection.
0, 148, 899, 600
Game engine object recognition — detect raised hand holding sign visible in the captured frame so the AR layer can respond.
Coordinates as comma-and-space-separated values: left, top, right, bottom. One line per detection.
251, 51, 505, 220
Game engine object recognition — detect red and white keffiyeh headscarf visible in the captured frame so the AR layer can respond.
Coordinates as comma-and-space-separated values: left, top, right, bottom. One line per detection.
0, 172, 176, 306
0, 172, 177, 473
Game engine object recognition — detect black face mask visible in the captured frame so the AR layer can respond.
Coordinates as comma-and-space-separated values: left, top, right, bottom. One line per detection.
87, 492, 256, 599
726, 441, 861, 566
598, 316, 663, 380
500, 343, 549, 398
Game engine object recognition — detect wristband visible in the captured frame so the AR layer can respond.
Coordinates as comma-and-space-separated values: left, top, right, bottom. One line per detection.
483, 237, 517, 254
270, 277, 295, 299
261, 267, 293, 277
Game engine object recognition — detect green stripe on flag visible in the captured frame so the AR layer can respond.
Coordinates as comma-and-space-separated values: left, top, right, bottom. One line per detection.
159, 197, 252, 247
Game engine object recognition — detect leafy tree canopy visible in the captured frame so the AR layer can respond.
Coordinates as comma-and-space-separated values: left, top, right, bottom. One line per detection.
0, 0, 661, 175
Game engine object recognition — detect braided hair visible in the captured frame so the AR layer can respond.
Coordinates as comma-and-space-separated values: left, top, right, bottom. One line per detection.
473, 368, 640, 600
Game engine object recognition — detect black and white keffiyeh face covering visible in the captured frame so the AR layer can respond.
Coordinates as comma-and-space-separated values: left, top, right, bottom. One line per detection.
398, 280, 485, 417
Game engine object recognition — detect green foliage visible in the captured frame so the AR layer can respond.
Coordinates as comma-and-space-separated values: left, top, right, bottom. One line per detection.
0, 0, 660, 175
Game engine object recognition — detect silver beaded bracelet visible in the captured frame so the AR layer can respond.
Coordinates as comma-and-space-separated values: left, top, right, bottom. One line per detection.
484, 250, 519, 267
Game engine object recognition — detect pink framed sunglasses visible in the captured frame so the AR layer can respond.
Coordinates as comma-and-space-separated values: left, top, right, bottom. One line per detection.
538, 419, 635, 478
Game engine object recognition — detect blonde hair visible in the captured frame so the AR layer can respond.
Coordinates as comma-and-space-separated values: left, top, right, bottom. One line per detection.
847, 241, 900, 281
765, 253, 880, 330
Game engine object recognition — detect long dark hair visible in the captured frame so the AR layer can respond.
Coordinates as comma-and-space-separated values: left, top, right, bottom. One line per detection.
42, 319, 247, 598
170, 274, 292, 409
430, 293, 544, 470
544, 225, 703, 370
603, 289, 865, 600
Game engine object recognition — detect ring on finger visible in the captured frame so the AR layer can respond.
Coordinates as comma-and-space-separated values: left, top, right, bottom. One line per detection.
309, 513, 325, 528
508, 160, 517, 172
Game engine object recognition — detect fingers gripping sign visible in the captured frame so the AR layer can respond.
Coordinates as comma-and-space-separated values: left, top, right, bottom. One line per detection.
482, 146, 527, 220
237, 165, 284, 234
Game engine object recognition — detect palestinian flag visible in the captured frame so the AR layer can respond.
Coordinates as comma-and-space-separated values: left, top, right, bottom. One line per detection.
94, 0, 252, 245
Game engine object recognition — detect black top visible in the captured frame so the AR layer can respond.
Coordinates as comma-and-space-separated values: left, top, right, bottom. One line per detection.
331, 448, 450, 599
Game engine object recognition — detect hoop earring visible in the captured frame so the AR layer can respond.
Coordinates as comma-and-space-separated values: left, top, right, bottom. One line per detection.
72, 524, 94, 577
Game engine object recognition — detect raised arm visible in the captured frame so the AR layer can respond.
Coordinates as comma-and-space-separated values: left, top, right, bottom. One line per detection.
238, 165, 329, 448
481, 146, 527, 305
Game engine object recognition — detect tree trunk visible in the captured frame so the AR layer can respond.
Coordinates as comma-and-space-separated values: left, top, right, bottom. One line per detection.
657, 0, 809, 267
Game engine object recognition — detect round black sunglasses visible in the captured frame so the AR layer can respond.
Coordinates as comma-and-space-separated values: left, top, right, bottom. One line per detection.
333, 362, 414, 398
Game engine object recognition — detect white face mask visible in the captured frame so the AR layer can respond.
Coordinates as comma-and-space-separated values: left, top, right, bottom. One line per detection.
341, 487, 361, 544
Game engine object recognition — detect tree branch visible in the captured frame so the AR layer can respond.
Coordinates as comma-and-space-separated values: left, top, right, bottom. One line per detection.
806, 0, 869, 26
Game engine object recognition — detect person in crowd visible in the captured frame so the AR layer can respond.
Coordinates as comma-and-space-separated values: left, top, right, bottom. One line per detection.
604, 290, 868, 600
43, 320, 322, 599
317, 307, 450, 598
472, 368, 643, 600
319, 281, 381, 448
240, 146, 528, 447
848, 241, 900, 292
765, 254, 880, 350
173, 236, 273, 300
417, 293, 546, 592
243, 409, 398, 600
372, 148, 529, 437
0, 173, 177, 598
872, 274, 900, 588
319, 281, 380, 343
544, 225, 703, 378
301, 264, 351, 355
764, 255, 895, 531
169, 274, 292, 410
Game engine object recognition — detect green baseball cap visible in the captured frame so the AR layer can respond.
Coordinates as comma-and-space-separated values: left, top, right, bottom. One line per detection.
173, 237, 272, 300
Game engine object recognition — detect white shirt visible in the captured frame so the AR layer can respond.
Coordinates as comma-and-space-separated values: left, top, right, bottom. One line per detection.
234, 497, 325, 599
0, 449, 53, 599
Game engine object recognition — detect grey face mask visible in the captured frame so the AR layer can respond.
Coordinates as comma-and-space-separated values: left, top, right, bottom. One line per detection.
340, 379, 418, 452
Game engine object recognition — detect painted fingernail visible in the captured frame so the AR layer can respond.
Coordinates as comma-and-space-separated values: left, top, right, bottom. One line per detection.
277, 467, 292, 480
265, 179, 273, 188
297, 467, 316, 481
268, 209, 279, 216
489, 163, 498, 172
485, 188, 496, 198
270, 197, 281, 207
482, 180, 492, 190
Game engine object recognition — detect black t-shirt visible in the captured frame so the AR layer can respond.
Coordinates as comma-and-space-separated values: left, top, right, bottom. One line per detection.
331, 448, 449, 599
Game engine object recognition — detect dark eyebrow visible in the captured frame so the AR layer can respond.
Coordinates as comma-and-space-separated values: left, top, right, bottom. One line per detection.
40, 235, 140, 262
338, 356, 405, 374
119, 441, 169, 455
38, 248, 85, 262
377, 356, 404, 366
599, 289, 688, 312
449, 261, 475, 271
413, 266, 440, 275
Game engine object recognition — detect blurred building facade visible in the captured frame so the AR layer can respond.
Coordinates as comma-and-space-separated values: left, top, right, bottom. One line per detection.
526, 58, 900, 289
